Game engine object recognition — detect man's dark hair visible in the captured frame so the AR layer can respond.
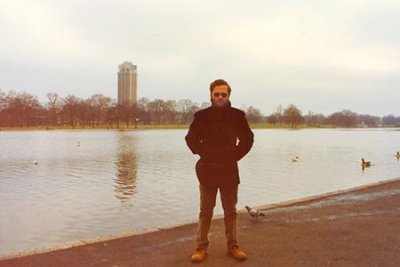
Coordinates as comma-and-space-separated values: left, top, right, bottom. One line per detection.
209, 79, 232, 94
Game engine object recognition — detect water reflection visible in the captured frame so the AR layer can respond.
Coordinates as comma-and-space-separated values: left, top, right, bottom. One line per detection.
114, 133, 137, 202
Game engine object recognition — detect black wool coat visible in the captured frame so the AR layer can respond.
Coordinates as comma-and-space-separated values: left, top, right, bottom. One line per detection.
185, 103, 254, 187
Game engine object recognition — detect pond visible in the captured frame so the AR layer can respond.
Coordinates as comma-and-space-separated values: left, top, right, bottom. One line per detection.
0, 128, 399, 256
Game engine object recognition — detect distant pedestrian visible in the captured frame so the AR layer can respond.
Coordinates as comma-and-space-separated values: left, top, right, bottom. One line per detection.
185, 79, 254, 262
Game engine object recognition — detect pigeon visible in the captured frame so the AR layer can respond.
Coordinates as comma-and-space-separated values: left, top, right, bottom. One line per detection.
245, 206, 265, 218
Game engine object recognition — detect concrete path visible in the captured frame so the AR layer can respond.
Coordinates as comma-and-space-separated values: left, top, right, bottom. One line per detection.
1, 178, 400, 267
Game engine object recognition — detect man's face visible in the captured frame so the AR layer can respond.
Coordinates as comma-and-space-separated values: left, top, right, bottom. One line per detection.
210, 85, 230, 107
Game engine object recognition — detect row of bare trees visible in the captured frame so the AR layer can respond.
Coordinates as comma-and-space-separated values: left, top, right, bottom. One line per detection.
221, 104, 399, 128
1, 89, 399, 128
263, 105, 400, 127
0, 89, 209, 128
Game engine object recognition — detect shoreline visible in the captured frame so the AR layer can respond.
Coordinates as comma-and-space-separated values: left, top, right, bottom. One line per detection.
1, 177, 400, 265
0, 125, 399, 132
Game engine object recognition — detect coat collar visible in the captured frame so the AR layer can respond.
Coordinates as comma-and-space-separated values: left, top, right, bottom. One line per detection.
210, 100, 231, 111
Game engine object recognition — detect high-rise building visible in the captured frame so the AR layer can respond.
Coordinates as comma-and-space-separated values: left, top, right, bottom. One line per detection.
118, 61, 137, 106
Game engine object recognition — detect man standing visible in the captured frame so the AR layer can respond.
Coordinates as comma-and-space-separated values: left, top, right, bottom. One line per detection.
185, 79, 254, 262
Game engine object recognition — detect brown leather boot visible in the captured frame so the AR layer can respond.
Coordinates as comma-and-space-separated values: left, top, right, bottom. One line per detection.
191, 248, 207, 262
228, 246, 247, 261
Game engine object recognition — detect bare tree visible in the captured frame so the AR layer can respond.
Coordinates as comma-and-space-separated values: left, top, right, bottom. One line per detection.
162, 100, 177, 124
276, 105, 283, 124
4, 91, 42, 127
77, 99, 93, 128
61, 95, 80, 128
267, 105, 284, 125
304, 111, 326, 126
137, 98, 150, 124
177, 99, 199, 124
326, 110, 358, 127
382, 115, 400, 127
357, 114, 380, 127
245, 106, 264, 123
266, 113, 278, 124
47, 93, 61, 127
148, 99, 165, 124
129, 103, 139, 128
0, 89, 5, 109
105, 100, 118, 128
0, 89, 6, 126
89, 94, 112, 126
283, 104, 304, 128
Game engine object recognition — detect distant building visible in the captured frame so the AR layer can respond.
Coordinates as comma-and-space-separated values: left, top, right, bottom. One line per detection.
118, 61, 137, 106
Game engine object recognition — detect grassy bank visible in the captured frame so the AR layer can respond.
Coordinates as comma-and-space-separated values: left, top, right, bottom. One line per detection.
249, 123, 334, 129
0, 124, 189, 131
0, 124, 395, 132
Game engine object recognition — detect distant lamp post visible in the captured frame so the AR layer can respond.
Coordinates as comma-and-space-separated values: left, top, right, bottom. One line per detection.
135, 118, 139, 129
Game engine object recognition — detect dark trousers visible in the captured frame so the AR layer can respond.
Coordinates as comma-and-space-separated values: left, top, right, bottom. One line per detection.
196, 183, 238, 249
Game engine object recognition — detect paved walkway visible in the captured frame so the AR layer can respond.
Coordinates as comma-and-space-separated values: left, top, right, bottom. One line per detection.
1, 178, 400, 266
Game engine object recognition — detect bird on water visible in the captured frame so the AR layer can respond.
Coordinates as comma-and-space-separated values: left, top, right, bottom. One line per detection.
361, 158, 371, 168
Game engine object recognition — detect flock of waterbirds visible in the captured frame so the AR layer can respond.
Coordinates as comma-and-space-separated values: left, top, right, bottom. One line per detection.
246, 151, 400, 219
361, 151, 400, 169
289, 152, 400, 169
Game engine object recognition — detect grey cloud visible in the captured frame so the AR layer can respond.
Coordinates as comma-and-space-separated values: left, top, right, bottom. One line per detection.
1, 0, 400, 116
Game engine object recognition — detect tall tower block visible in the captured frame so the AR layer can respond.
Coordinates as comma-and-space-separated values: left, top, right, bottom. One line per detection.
118, 62, 137, 106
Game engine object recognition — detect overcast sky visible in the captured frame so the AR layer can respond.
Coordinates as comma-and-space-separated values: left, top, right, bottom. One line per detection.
1, 0, 399, 116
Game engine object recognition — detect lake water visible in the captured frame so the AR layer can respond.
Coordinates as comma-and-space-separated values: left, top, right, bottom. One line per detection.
1, 128, 399, 256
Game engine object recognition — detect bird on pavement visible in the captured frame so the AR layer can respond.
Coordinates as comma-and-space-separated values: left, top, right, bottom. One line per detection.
245, 206, 265, 218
